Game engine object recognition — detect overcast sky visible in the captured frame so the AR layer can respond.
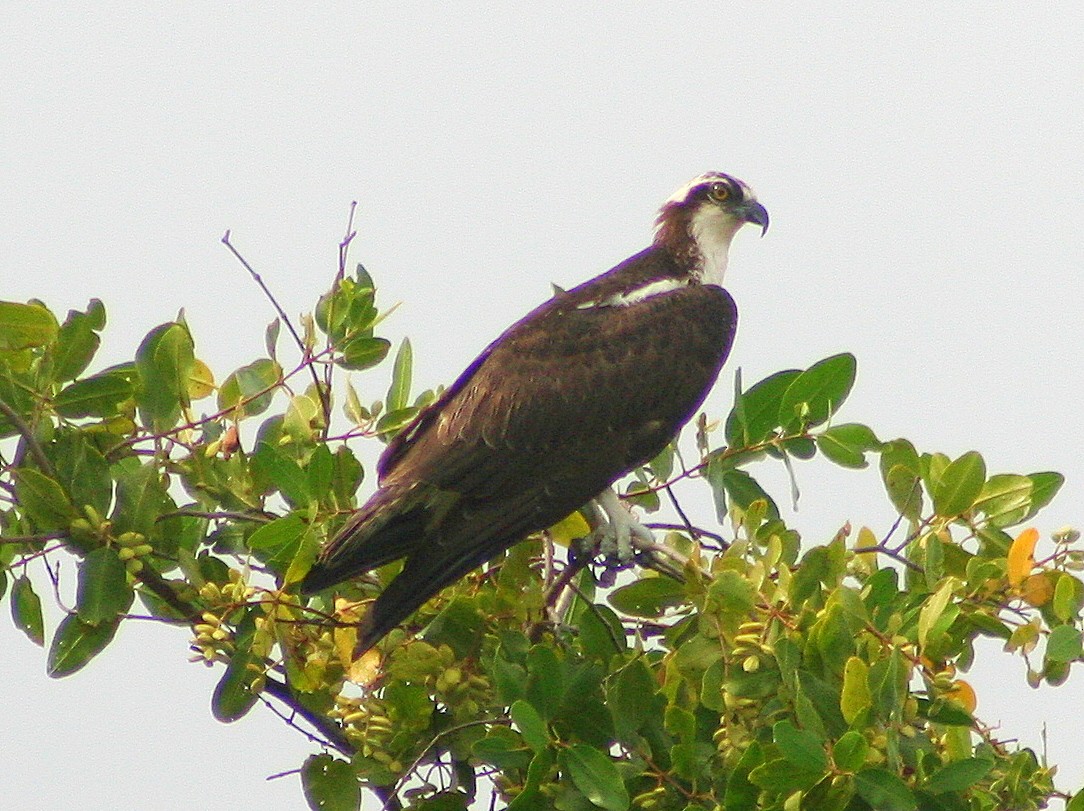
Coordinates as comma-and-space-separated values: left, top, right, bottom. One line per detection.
3, 4, 1082, 809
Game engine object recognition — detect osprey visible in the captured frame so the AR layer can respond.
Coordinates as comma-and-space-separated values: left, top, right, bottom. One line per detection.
300, 172, 768, 653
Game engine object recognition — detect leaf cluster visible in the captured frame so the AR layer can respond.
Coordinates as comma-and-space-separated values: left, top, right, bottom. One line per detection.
1, 262, 1082, 811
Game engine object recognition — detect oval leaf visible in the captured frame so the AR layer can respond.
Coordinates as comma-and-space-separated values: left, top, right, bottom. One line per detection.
932, 451, 986, 518
561, 744, 630, 811
855, 767, 917, 811
12, 575, 45, 646
924, 757, 994, 794
386, 337, 413, 412
14, 468, 76, 532
510, 698, 550, 753
301, 754, 361, 811
211, 651, 261, 723
608, 577, 686, 617
77, 547, 134, 625
778, 353, 857, 431
773, 719, 828, 772
1007, 528, 1039, 588
47, 614, 119, 678
54, 371, 134, 418
0, 300, 59, 350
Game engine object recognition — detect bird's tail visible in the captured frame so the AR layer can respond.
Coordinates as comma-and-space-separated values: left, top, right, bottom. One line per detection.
298, 484, 429, 596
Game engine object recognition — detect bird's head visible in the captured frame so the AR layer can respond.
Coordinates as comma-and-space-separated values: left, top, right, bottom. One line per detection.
654, 172, 769, 286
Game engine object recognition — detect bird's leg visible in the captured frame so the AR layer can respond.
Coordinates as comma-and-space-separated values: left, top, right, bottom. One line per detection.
592, 487, 655, 563
584, 488, 693, 582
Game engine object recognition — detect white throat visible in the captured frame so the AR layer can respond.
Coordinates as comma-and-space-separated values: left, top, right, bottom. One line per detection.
688, 204, 744, 287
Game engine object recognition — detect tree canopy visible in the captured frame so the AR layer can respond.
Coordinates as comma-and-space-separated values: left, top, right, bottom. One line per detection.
1, 237, 1081, 811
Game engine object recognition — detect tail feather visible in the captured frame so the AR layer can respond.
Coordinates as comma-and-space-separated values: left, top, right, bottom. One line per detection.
353, 501, 548, 654
298, 487, 428, 596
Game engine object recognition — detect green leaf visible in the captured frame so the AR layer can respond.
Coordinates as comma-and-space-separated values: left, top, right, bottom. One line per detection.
212, 649, 262, 722
708, 569, 757, 613
918, 577, 958, 650
725, 368, 800, 447
816, 423, 880, 469
12, 576, 45, 646
1025, 471, 1064, 518
253, 440, 312, 507
561, 744, 630, 811
832, 730, 869, 773
111, 459, 172, 537
386, 337, 413, 412
54, 369, 135, 418
608, 577, 686, 617
14, 468, 76, 531
973, 474, 1032, 528
264, 317, 281, 360
217, 357, 282, 417
1053, 575, 1083, 623
1045, 625, 1083, 663
47, 614, 119, 677
51, 431, 112, 520
723, 741, 762, 810
778, 353, 857, 430
880, 439, 924, 520
931, 451, 986, 517
854, 767, 917, 811
53, 303, 104, 382
773, 719, 828, 772
338, 335, 391, 371
247, 513, 310, 578
924, 757, 994, 794
76, 547, 134, 625
611, 658, 658, 740
301, 754, 360, 811
134, 321, 196, 430
472, 729, 534, 771
511, 699, 550, 753
840, 656, 871, 724
712, 467, 779, 521
0, 300, 59, 350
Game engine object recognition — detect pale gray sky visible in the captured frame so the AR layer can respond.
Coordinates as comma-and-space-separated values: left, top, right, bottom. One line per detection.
3, 4, 1082, 809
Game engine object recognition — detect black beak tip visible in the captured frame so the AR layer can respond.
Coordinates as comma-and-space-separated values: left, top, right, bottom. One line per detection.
744, 201, 770, 236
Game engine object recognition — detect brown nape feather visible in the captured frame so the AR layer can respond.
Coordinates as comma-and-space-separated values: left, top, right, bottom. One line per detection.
654, 201, 697, 263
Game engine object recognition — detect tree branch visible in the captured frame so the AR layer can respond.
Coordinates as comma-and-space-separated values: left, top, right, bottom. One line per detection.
261, 676, 355, 756
0, 397, 55, 476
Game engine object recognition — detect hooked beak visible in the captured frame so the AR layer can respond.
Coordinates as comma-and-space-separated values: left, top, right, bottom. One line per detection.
739, 200, 770, 235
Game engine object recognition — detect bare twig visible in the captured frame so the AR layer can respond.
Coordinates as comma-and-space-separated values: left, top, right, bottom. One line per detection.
221, 231, 331, 432
260, 677, 354, 755
386, 718, 510, 810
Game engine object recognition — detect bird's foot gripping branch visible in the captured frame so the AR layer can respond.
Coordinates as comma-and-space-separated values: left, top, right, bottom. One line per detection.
1, 267, 1082, 810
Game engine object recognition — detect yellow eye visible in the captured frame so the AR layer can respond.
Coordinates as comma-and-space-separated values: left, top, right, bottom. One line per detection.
707, 181, 731, 203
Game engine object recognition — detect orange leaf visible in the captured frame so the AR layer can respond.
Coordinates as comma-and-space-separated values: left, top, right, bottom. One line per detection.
945, 679, 977, 713
1022, 573, 1054, 607
1007, 527, 1039, 588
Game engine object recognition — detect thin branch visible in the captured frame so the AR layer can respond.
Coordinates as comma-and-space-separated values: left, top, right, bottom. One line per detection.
135, 564, 202, 621
387, 718, 510, 810
645, 522, 726, 547
0, 397, 55, 476
259, 677, 354, 755
852, 543, 925, 573
0, 531, 65, 545
158, 509, 274, 523
337, 201, 359, 282
221, 231, 330, 432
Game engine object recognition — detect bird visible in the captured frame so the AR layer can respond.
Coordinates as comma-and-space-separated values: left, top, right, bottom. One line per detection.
300, 171, 769, 654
